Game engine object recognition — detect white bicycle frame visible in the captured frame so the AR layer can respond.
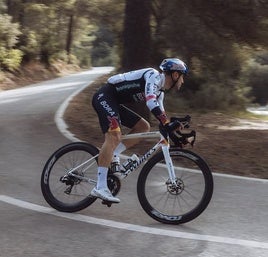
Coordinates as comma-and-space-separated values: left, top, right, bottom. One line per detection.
67, 131, 177, 185
121, 131, 177, 182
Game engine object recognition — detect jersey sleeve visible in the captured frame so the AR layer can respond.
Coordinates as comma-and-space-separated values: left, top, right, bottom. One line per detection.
144, 70, 168, 125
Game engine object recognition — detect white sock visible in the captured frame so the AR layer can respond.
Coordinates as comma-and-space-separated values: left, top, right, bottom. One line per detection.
96, 167, 108, 190
113, 142, 126, 157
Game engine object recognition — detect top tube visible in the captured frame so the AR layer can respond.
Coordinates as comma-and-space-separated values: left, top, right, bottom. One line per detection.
121, 131, 161, 140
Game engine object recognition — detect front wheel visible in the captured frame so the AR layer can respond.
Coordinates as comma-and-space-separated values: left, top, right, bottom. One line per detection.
41, 142, 99, 212
137, 148, 213, 224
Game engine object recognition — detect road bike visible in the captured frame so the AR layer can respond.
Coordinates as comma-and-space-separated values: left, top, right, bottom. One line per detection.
41, 116, 213, 224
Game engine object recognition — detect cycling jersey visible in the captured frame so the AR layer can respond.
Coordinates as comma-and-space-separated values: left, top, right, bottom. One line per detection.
92, 68, 167, 133
108, 68, 165, 112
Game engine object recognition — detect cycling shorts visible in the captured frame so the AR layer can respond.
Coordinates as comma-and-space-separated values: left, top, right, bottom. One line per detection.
92, 84, 142, 133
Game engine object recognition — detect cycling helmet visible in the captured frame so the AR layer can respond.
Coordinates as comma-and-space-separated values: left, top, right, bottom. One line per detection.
159, 58, 188, 74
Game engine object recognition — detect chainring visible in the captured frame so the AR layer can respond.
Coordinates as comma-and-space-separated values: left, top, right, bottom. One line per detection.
107, 174, 121, 196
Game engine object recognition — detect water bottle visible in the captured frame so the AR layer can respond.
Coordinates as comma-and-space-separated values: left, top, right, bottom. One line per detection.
122, 154, 139, 171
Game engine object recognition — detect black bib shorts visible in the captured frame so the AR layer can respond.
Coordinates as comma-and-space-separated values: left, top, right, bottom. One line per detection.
92, 84, 142, 134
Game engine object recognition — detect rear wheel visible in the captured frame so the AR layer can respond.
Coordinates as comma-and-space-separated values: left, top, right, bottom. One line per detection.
41, 142, 99, 212
137, 148, 213, 224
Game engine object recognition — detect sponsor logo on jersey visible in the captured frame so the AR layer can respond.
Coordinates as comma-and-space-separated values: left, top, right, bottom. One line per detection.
116, 83, 140, 92
133, 92, 145, 102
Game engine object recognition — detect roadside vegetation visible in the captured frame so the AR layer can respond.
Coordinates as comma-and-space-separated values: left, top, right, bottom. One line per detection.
0, 1, 267, 110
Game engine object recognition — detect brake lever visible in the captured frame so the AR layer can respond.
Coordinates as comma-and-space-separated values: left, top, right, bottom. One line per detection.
175, 130, 196, 146
181, 121, 190, 129
170, 115, 191, 129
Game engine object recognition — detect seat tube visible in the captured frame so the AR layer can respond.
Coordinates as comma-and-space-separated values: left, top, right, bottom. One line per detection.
162, 145, 176, 183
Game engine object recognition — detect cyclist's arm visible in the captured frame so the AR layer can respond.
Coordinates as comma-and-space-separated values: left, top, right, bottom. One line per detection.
144, 70, 168, 125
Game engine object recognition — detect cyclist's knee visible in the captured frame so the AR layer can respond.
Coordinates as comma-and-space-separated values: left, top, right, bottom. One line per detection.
135, 118, 150, 132
143, 119, 151, 132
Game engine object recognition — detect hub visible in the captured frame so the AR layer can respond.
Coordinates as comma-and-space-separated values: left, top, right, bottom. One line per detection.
166, 178, 184, 195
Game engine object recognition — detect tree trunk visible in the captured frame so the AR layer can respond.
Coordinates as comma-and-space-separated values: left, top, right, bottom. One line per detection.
66, 14, 74, 64
122, 0, 152, 70
121, 0, 152, 121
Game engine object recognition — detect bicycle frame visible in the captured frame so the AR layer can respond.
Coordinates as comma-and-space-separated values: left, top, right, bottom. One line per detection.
68, 131, 178, 185
121, 132, 177, 183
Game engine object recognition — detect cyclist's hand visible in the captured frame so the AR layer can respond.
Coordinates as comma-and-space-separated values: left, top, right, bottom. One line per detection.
159, 120, 182, 138
164, 120, 183, 133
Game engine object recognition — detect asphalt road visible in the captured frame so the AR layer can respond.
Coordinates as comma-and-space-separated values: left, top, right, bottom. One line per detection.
0, 68, 267, 257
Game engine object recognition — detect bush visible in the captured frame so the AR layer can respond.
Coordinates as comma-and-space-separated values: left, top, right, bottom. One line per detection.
0, 14, 22, 71
191, 82, 250, 110
0, 47, 23, 71
165, 81, 250, 112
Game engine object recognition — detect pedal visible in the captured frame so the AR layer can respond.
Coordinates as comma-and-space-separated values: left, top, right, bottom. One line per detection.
101, 199, 120, 207
101, 200, 113, 207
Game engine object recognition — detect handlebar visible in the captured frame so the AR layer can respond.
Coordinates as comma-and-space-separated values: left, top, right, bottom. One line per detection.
170, 115, 191, 129
159, 115, 196, 147
170, 130, 196, 147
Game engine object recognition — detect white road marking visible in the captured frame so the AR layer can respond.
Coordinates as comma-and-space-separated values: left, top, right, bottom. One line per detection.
0, 195, 267, 250
211, 172, 268, 182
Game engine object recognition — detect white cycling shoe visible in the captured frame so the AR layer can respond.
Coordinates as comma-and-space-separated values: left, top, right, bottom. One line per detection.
91, 187, 120, 203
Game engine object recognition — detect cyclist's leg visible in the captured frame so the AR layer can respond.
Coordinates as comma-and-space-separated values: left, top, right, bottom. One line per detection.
98, 131, 121, 167
91, 86, 121, 202
120, 104, 150, 149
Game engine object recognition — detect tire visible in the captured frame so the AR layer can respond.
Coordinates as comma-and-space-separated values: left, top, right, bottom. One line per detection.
137, 148, 213, 224
41, 142, 99, 212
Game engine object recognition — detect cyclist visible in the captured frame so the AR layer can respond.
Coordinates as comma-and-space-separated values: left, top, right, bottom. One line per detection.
91, 58, 188, 203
